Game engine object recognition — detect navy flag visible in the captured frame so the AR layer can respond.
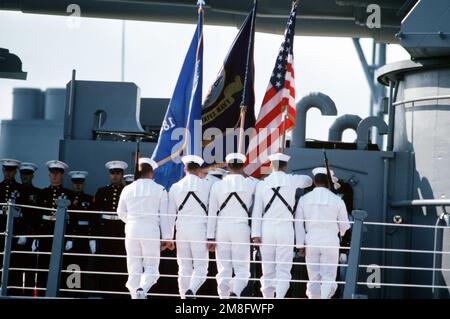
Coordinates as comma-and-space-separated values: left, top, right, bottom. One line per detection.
152, 7, 204, 190
202, 2, 257, 160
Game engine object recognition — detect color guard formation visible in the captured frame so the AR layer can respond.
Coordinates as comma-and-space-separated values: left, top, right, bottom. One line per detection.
0, 153, 350, 299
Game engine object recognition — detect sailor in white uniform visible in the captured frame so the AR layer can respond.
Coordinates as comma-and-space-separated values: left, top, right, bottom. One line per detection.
251, 153, 312, 298
295, 167, 350, 299
207, 153, 258, 298
168, 155, 213, 298
117, 158, 172, 299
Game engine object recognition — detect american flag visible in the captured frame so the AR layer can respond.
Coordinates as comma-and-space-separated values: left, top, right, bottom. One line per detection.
244, 2, 298, 178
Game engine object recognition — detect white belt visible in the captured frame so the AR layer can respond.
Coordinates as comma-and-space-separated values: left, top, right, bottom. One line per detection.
102, 214, 120, 221
42, 215, 56, 221
78, 220, 89, 226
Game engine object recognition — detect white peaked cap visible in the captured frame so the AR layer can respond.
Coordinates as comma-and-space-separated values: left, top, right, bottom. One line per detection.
46, 160, 69, 171
225, 153, 246, 163
268, 152, 291, 162
312, 167, 335, 176
181, 155, 204, 166
19, 162, 38, 172
68, 171, 88, 180
1, 159, 21, 167
334, 182, 341, 190
105, 160, 128, 170
332, 176, 338, 183
139, 157, 158, 170
124, 174, 134, 182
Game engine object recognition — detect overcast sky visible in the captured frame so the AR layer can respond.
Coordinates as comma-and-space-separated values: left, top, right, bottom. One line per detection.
0, 11, 410, 142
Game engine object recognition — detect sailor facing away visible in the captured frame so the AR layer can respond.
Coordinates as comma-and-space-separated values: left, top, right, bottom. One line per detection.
295, 167, 350, 299
168, 155, 213, 298
251, 153, 313, 298
117, 158, 172, 299
207, 153, 258, 299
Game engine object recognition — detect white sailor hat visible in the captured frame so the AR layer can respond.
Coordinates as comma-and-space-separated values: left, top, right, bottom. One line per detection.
268, 152, 291, 162
138, 157, 158, 170
312, 167, 334, 176
181, 155, 204, 166
208, 168, 227, 176
46, 160, 69, 172
19, 162, 38, 173
1, 159, 21, 168
68, 171, 88, 180
334, 182, 341, 190
105, 160, 128, 171
124, 174, 134, 183
225, 153, 246, 164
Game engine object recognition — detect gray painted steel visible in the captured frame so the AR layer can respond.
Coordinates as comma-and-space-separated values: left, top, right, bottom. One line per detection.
45, 198, 70, 298
343, 210, 368, 299
328, 114, 362, 142
292, 92, 337, 148
0, 202, 19, 296
0, 0, 416, 42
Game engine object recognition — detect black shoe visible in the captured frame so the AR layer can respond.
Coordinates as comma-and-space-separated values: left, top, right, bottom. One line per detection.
185, 289, 196, 299
230, 292, 237, 298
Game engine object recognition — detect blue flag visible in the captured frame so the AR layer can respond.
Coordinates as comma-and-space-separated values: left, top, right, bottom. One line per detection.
152, 8, 203, 190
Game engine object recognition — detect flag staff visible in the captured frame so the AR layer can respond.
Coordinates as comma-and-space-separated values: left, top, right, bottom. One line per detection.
279, 0, 300, 153
238, 0, 257, 154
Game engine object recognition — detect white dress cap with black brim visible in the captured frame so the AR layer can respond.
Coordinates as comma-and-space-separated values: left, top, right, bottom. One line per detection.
181, 155, 204, 166
1, 158, 21, 168
225, 153, 246, 164
312, 167, 335, 176
19, 162, 38, 173
46, 160, 69, 172
68, 171, 89, 180
268, 152, 291, 162
138, 157, 158, 170
124, 174, 135, 182
105, 160, 128, 171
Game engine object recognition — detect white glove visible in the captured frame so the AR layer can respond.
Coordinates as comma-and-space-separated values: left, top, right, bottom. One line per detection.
31, 239, 39, 252
339, 253, 348, 263
17, 237, 27, 246
65, 240, 73, 251
89, 240, 96, 254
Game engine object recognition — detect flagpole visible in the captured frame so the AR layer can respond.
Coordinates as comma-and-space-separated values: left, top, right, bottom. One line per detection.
279, 0, 299, 153
238, 0, 257, 154
280, 106, 288, 152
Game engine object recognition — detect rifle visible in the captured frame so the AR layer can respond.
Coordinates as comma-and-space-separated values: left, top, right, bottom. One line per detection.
134, 138, 141, 180
323, 149, 335, 193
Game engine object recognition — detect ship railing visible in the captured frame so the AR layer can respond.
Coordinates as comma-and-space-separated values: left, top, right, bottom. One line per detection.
1, 200, 450, 299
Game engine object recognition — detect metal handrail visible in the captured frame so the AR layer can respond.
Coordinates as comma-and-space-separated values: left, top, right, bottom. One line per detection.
393, 94, 450, 106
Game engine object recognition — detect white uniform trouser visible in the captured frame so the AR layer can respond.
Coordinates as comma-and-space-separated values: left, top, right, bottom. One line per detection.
176, 223, 209, 298
260, 222, 294, 298
215, 222, 250, 298
124, 222, 160, 298
305, 234, 339, 299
